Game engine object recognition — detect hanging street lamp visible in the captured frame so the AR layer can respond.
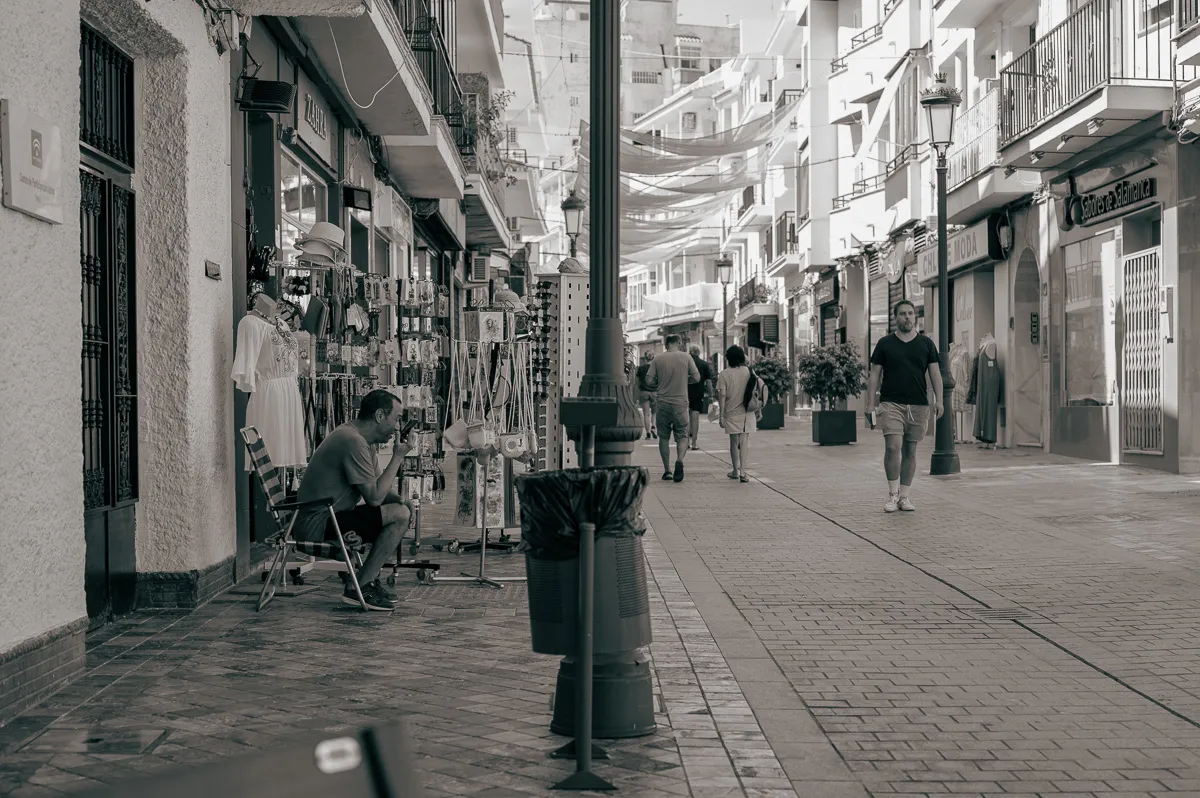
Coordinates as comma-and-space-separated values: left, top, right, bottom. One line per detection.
920, 73, 962, 477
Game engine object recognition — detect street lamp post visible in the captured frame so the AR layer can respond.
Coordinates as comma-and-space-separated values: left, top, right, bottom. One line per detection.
920, 74, 962, 477
716, 254, 733, 369
561, 190, 585, 259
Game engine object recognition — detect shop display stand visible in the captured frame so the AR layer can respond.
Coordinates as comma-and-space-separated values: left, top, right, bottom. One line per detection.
434, 471, 525, 589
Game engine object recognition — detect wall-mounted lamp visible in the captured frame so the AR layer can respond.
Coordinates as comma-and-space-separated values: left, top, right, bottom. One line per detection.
1030, 151, 1045, 164
1004, 165, 1017, 177
1086, 117, 1106, 135
236, 51, 295, 114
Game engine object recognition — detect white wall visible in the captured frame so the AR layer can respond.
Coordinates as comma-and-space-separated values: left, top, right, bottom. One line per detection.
0, 0, 86, 652
81, 0, 235, 574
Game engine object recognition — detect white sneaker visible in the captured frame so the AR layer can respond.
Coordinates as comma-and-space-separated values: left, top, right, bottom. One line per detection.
898, 496, 915, 512
884, 494, 899, 513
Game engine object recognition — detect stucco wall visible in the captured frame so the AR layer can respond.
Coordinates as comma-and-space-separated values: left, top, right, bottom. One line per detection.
0, 0, 86, 653
82, 0, 236, 573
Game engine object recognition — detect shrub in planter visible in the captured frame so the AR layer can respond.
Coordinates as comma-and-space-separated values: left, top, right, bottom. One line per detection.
795, 342, 869, 445
751, 354, 793, 430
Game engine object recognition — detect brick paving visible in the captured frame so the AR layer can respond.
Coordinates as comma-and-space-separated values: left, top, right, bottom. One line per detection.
639, 419, 1200, 798
0, 460, 790, 798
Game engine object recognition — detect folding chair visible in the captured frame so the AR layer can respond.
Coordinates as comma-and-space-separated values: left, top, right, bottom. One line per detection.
241, 426, 371, 612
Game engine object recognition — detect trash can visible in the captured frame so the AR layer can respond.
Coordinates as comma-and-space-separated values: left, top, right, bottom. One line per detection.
517, 466, 656, 738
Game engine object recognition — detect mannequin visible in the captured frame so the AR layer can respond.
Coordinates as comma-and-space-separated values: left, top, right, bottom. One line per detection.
967, 333, 1002, 446
232, 291, 308, 468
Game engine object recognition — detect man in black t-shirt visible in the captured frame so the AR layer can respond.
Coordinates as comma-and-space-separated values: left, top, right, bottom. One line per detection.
865, 300, 944, 514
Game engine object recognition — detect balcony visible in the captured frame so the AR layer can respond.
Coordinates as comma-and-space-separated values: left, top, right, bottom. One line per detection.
294, 1, 435, 137
459, 77, 513, 251
457, 0, 505, 86
830, 1, 908, 112
765, 211, 804, 279
735, 277, 779, 324
1175, 0, 1200, 66
734, 185, 771, 228
775, 88, 807, 109
934, 0, 997, 30
998, 0, 1197, 169
379, 11, 468, 198
945, 88, 1040, 223
639, 283, 726, 328
672, 66, 706, 88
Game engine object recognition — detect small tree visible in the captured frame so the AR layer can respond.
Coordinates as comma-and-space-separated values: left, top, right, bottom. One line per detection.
795, 341, 869, 411
752, 352, 793, 405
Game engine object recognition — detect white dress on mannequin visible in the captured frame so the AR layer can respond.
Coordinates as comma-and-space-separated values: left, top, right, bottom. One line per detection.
232, 313, 308, 468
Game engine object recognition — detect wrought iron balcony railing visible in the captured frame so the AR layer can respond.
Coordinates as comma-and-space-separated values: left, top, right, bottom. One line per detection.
1181, 0, 1200, 34
773, 211, 798, 258
775, 88, 807, 109
948, 88, 1000, 189
405, 11, 465, 129
885, 142, 921, 178
850, 23, 883, 49
852, 173, 886, 195
999, 0, 1197, 146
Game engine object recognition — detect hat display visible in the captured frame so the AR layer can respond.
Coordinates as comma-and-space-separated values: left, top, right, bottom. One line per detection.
295, 221, 348, 265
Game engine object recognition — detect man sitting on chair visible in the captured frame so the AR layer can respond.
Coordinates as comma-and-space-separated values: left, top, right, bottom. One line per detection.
295, 389, 413, 611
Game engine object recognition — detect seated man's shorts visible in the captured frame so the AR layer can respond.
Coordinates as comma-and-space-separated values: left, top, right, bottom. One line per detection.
324, 504, 385, 543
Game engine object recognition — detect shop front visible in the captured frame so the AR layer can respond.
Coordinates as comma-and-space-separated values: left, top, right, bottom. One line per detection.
916, 214, 1007, 443
1048, 151, 1177, 468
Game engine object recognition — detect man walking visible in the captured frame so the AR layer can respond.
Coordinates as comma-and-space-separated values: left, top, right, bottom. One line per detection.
687, 346, 714, 450
645, 334, 700, 482
864, 300, 943, 513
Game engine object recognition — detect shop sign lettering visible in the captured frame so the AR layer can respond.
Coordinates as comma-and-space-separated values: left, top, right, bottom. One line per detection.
1080, 177, 1155, 223
813, 276, 836, 306
955, 291, 973, 323
304, 94, 328, 140
914, 216, 1001, 285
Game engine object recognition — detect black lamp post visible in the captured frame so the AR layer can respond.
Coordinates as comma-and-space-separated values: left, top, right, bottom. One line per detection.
920, 73, 962, 477
562, 190, 585, 259
716, 253, 733, 369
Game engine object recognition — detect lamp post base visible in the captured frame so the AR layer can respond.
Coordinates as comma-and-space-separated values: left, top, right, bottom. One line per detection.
929, 375, 960, 476
929, 450, 961, 476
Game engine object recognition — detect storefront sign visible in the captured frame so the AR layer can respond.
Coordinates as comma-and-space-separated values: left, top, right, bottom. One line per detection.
813, 275, 837, 306
883, 244, 905, 283
955, 290, 973, 323
1065, 171, 1156, 226
296, 71, 333, 166
915, 215, 1005, 285
0, 100, 63, 225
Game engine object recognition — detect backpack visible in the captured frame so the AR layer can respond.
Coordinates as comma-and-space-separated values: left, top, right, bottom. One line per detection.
636, 363, 653, 393
742, 368, 765, 413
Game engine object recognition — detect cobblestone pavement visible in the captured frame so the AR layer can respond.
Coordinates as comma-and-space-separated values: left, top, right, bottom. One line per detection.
0, 460, 791, 798
639, 419, 1200, 798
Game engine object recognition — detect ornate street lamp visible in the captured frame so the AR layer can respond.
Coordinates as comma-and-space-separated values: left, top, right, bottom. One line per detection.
716, 253, 733, 370
561, 190, 585, 258
920, 73, 962, 476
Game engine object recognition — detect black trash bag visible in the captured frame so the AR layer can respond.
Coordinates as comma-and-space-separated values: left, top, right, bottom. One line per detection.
515, 466, 650, 561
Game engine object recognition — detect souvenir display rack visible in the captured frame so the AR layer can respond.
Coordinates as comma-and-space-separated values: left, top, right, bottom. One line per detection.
436, 310, 536, 589
529, 272, 590, 472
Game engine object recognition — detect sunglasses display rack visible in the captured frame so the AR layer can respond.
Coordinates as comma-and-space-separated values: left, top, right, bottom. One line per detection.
529, 271, 590, 472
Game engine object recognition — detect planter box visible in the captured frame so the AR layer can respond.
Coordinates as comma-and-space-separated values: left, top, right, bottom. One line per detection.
757, 402, 785, 430
812, 410, 858, 445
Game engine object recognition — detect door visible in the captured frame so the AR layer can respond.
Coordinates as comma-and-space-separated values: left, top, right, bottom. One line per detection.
1120, 246, 1164, 456
1011, 249, 1043, 446
80, 25, 139, 625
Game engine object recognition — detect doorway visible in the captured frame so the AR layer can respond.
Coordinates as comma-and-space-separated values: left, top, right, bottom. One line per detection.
1010, 249, 1042, 446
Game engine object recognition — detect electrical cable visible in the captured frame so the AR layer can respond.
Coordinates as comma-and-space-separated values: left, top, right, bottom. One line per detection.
328, 20, 405, 110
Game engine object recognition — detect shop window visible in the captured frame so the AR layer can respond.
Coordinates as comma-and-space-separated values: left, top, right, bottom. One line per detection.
279, 149, 327, 260
869, 279, 889, 351
1062, 231, 1116, 406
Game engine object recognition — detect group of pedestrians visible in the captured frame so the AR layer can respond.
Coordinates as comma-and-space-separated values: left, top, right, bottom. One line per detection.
631, 299, 943, 513
632, 335, 765, 484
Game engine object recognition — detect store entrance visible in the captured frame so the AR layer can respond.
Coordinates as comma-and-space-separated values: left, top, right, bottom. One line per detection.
1010, 249, 1042, 446
79, 24, 139, 625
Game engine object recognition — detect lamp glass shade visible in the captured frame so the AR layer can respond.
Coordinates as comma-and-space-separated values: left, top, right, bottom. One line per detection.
561, 191, 585, 238
716, 256, 733, 284
919, 77, 962, 149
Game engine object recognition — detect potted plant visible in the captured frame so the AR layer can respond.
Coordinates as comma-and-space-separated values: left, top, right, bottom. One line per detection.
751, 353, 793, 430
795, 341, 869, 445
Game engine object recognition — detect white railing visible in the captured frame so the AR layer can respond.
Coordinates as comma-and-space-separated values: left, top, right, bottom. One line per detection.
641, 283, 725, 324
948, 88, 999, 190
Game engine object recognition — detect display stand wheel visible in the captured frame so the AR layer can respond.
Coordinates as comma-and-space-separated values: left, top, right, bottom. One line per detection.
447, 540, 461, 554
386, 574, 396, 587
417, 569, 436, 585
290, 569, 304, 586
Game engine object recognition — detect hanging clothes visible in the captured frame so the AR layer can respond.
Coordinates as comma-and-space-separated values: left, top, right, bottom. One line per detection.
949, 343, 972, 413
231, 313, 308, 468
967, 347, 1003, 444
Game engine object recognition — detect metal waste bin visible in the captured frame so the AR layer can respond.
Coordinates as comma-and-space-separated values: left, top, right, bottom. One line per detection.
517, 466, 655, 738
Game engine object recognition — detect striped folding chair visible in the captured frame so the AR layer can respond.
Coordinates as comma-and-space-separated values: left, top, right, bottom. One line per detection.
241, 426, 371, 612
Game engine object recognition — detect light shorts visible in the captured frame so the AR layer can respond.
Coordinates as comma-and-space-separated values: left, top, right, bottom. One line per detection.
878, 401, 930, 444
655, 403, 690, 443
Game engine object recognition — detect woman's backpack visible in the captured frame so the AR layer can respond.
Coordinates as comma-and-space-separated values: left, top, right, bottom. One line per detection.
742, 368, 765, 413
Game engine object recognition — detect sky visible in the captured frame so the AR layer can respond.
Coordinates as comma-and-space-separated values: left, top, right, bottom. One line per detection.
676, 0, 779, 28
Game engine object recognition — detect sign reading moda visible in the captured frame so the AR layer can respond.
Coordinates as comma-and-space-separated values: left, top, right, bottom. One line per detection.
916, 214, 1006, 285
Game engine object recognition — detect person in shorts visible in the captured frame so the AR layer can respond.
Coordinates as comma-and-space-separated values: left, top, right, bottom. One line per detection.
645, 334, 700, 482
865, 300, 943, 513
295, 390, 413, 610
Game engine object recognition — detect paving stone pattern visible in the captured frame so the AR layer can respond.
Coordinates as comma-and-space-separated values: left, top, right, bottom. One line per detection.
640, 422, 1200, 798
0, 464, 791, 798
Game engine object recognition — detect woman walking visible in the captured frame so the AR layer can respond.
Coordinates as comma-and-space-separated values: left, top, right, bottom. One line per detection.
716, 345, 762, 483
635, 351, 657, 439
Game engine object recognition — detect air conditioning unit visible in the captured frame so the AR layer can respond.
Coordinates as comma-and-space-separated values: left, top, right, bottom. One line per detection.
506, 216, 521, 232
470, 253, 491, 283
